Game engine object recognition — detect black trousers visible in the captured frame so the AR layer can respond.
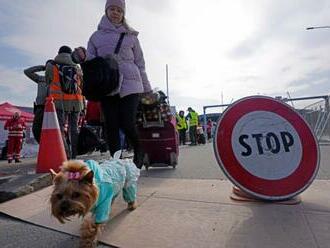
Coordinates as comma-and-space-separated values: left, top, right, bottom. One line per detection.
178, 129, 186, 145
32, 104, 44, 143
100, 94, 141, 159
189, 126, 197, 145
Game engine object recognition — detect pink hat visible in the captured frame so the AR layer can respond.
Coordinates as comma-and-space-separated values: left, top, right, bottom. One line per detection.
105, 0, 126, 14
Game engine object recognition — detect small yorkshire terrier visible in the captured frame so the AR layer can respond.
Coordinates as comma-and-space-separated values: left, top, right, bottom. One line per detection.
50, 154, 140, 248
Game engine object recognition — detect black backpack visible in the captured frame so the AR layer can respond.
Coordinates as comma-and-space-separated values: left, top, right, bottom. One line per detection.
47, 59, 79, 95
58, 64, 79, 94
81, 33, 125, 101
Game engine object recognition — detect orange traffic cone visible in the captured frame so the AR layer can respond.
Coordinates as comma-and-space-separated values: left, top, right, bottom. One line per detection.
36, 97, 67, 173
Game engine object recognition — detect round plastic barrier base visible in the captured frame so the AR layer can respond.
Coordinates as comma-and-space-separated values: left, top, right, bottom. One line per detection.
230, 187, 301, 205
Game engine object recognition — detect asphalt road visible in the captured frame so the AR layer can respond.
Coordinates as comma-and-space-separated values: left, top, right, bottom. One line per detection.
0, 213, 113, 248
2, 141, 330, 180
1, 141, 330, 247
140, 142, 330, 180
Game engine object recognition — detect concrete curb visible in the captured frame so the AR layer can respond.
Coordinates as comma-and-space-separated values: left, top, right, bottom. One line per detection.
0, 173, 52, 203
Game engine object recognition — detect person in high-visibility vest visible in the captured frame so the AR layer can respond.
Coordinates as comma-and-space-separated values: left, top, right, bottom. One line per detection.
186, 107, 199, 146
176, 110, 187, 145
45, 46, 85, 159
4, 112, 26, 163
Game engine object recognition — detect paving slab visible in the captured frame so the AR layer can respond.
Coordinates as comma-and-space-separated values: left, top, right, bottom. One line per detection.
301, 180, 330, 213
304, 211, 330, 248
138, 178, 330, 212
104, 197, 318, 248
0, 178, 329, 248
0, 185, 151, 239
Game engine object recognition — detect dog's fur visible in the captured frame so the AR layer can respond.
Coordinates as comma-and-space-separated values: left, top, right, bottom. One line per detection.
50, 160, 137, 248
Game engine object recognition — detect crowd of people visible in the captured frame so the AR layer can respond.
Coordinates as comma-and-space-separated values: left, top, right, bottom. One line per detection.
175, 107, 216, 146
4, 0, 217, 165
11, 0, 152, 168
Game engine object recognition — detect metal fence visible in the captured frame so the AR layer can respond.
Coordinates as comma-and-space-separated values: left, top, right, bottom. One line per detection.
203, 95, 330, 145
284, 95, 330, 144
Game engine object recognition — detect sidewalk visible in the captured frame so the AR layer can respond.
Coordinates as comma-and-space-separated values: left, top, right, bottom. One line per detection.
1, 143, 330, 248
0, 158, 51, 203
0, 177, 329, 248
0, 153, 111, 203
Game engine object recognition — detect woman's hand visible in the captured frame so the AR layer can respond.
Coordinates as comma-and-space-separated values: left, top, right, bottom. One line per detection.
72, 47, 87, 64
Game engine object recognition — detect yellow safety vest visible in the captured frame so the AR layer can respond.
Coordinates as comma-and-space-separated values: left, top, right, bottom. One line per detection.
189, 111, 198, 126
176, 115, 187, 130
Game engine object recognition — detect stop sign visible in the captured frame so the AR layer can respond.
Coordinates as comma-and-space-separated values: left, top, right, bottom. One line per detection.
213, 96, 319, 200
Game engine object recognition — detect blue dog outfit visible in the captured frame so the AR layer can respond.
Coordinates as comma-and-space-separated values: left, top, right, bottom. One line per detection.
84, 157, 140, 224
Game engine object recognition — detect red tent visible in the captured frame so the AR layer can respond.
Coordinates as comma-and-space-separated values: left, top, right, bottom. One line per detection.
0, 102, 34, 122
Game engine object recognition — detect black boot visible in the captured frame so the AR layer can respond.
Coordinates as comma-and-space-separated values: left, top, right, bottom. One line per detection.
8, 159, 12, 164
15, 158, 21, 163
133, 150, 144, 169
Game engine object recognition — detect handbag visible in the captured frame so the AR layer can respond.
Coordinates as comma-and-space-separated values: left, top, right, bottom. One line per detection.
81, 33, 125, 101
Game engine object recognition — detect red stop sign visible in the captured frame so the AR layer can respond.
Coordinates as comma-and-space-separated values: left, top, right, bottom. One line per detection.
213, 96, 319, 200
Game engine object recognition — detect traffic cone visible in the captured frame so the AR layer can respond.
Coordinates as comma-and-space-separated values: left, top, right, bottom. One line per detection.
36, 97, 67, 173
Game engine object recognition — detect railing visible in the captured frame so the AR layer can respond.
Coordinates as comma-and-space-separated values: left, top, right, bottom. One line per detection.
203, 94, 330, 145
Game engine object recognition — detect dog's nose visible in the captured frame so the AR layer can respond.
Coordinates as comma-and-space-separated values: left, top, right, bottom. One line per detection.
60, 201, 70, 212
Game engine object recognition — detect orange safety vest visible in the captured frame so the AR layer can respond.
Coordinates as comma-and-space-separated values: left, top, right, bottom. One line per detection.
49, 65, 84, 102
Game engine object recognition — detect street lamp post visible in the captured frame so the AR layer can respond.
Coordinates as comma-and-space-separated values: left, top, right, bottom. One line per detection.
306, 26, 330, 30
166, 64, 169, 104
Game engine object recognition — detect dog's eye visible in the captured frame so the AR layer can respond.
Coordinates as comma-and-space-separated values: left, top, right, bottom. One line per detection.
72, 192, 80, 198
56, 193, 63, 200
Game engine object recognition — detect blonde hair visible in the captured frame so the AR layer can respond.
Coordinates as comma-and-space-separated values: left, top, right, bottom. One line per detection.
122, 18, 138, 35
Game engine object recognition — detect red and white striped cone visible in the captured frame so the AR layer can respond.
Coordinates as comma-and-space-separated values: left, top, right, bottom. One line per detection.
36, 97, 67, 173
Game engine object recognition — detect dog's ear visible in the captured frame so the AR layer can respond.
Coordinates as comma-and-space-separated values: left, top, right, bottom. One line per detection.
50, 169, 63, 185
50, 170, 65, 185
50, 169, 57, 180
80, 170, 94, 184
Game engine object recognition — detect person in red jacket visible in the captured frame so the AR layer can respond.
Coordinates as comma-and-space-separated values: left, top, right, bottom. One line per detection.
4, 112, 26, 163
85, 101, 102, 126
206, 119, 213, 141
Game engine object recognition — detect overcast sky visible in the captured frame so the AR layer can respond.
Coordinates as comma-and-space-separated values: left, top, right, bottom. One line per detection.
0, 0, 329, 113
